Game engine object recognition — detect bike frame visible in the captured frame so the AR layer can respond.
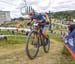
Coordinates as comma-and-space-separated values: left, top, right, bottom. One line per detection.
26, 21, 50, 59
29, 21, 45, 45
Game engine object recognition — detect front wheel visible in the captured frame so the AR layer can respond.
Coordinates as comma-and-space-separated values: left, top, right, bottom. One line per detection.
43, 36, 50, 53
26, 31, 39, 59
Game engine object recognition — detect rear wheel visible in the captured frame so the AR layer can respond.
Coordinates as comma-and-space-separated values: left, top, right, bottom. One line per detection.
26, 31, 39, 59
43, 36, 50, 53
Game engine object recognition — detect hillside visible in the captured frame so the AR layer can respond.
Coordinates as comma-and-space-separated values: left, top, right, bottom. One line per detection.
52, 10, 75, 20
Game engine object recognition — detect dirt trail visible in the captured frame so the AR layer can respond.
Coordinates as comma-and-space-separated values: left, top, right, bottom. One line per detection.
0, 39, 64, 64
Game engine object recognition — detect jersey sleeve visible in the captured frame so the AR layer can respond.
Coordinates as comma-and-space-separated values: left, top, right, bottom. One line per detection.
32, 12, 39, 19
40, 12, 46, 16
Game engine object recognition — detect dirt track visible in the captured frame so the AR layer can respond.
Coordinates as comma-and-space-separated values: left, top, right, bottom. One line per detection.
0, 39, 64, 64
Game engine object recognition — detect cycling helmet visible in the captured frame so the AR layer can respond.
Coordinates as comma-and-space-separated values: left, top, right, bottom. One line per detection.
73, 19, 75, 23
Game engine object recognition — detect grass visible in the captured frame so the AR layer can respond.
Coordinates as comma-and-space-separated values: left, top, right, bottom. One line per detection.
60, 46, 75, 64
50, 33, 75, 63
0, 29, 67, 47
62, 46, 73, 59
0, 30, 64, 46
49, 33, 63, 42
0, 36, 26, 46
0, 30, 26, 46
48, 32, 75, 63
0, 30, 25, 35
0, 24, 74, 63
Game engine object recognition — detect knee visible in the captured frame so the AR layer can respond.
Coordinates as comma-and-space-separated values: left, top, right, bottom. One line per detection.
42, 31, 46, 35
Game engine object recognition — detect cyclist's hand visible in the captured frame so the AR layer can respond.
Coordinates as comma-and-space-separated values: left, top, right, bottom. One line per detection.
38, 23, 42, 26
46, 22, 49, 24
38, 23, 45, 26
33, 23, 38, 26
27, 22, 31, 26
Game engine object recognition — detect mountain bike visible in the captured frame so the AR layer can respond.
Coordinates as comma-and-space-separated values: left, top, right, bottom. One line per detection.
26, 21, 50, 59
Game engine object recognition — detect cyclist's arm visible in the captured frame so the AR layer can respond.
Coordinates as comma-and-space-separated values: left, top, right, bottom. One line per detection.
39, 13, 50, 23
45, 13, 49, 23
27, 16, 33, 25
30, 18, 33, 22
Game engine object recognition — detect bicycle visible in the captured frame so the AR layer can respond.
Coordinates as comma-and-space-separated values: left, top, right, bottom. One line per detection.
26, 21, 50, 59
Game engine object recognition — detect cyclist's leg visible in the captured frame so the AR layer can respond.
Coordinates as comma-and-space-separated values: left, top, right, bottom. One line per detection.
41, 26, 48, 39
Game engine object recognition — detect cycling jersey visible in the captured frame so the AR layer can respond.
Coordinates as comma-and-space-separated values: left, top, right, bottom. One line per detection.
29, 12, 47, 31
30, 12, 46, 23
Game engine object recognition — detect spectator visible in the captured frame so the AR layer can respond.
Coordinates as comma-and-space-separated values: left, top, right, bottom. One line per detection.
68, 24, 75, 33
12, 30, 15, 35
66, 20, 75, 33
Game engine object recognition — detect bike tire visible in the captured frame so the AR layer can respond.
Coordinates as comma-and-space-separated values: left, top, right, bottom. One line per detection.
43, 36, 50, 53
26, 31, 39, 59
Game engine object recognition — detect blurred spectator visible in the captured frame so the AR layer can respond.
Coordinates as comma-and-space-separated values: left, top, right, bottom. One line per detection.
66, 20, 75, 33
68, 25, 75, 33
12, 30, 15, 35
0, 35, 7, 40
66, 20, 75, 25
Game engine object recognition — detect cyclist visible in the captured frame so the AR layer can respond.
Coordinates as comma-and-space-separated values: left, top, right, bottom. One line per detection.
67, 20, 75, 33
27, 10, 49, 45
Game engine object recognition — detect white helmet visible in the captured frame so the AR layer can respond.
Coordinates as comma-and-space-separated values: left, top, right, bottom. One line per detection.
73, 19, 75, 23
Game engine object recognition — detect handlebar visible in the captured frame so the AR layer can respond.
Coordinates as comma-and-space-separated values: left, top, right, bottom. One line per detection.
27, 21, 49, 26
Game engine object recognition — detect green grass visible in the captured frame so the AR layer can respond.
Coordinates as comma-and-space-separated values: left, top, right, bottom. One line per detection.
0, 30, 25, 35
0, 36, 26, 46
49, 33, 63, 42
48, 32, 75, 63
1, 20, 75, 63
0, 30, 12, 35
0, 18, 75, 64
0, 30, 26, 46
0, 30, 64, 46
62, 46, 72, 59
60, 46, 75, 64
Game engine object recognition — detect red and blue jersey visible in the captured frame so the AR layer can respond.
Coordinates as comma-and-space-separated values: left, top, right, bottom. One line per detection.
29, 12, 46, 23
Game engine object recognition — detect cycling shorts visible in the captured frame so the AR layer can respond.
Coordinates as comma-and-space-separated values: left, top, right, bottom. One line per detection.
41, 26, 46, 31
